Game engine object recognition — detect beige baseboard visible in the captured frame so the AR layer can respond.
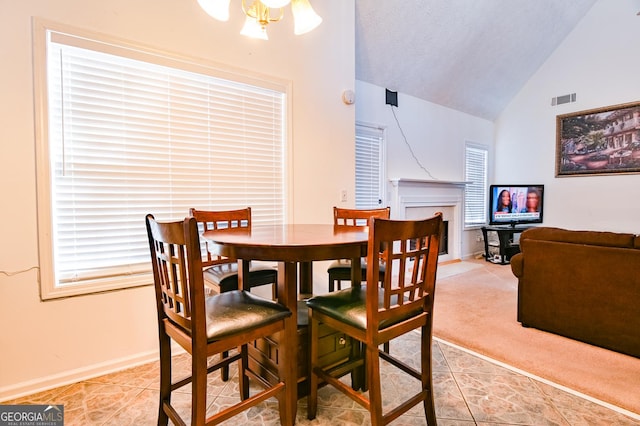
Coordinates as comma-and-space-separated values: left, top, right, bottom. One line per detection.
0, 349, 158, 402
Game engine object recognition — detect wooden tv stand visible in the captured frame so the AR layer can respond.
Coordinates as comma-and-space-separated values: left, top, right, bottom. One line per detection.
481, 225, 534, 264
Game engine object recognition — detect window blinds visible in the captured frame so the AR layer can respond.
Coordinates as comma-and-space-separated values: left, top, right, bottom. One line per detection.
355, 124, 384, 209
41, 28, 285, 293
464, 144, 488, 226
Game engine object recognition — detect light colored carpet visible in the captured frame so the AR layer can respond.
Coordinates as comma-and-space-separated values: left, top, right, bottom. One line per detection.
432, 260, 640, 416
436, 259, 483, 279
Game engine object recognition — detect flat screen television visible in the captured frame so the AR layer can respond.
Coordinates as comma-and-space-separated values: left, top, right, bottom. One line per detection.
489, 184, 544, 227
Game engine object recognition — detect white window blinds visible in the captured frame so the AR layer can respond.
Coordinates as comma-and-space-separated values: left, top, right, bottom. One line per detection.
35, 24, 286, 299
355, 123, 384, 209
464, 143, 488, 227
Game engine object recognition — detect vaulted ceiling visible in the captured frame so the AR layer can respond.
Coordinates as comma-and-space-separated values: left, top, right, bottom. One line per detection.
354, 0, 599, 121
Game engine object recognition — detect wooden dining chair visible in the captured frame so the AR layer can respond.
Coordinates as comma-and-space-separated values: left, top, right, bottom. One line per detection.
189, 207, 277, 297
327, 206, 391, 291
190, 208, 278, 381
145, 215, 294, 426
306, 213, 443, 426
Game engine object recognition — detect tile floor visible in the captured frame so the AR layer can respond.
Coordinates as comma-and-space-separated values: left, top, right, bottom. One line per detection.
5, 261, 640, 425
5, 333, 640, 426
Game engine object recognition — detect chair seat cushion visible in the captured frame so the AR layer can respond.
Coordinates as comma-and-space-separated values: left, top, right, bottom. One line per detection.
204, 290, 290, 340
305, 286, 421, 331
204, 261, 277, 292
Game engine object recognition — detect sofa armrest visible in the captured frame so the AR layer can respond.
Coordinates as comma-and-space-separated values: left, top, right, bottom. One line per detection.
510, 253, 523, 277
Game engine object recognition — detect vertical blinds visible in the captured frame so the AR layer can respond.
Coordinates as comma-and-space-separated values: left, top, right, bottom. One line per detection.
355, 124, 384, 209
464, 144, 488, 226
45, 31, 285, 288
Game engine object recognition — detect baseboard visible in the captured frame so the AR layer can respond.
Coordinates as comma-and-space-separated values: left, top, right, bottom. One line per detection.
438, 258, 462, 266
463, 251, 485, 260
0, 350, 158, 402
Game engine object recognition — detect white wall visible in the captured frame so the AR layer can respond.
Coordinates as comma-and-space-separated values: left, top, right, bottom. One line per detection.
0, 0, 354, 399
355, 81, 495, 258
495, 0, 640, 233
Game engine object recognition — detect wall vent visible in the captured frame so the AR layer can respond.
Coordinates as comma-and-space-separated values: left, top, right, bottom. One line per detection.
551, 93, 576, 106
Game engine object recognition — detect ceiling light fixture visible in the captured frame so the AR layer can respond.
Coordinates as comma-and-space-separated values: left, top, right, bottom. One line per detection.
197, 0, 322, 40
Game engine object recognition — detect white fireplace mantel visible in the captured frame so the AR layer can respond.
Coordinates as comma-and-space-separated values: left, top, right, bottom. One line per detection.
389, 179, 471, 214
389, 178, 470, 261
390, 178, 471, 187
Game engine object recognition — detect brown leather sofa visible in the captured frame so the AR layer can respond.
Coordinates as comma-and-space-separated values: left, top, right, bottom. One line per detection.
510, 227, 640, 358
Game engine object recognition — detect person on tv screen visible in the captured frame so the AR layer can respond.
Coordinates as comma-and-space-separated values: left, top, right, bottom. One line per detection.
520, 188, 541, 213
495, 189, 512, 213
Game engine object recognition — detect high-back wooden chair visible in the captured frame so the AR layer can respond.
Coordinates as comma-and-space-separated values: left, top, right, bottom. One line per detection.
306, 213, 443, 426
145, 215, 294, 426
327, 206, 391, 291
189, 207, 277, 297
189, 207, 278, 381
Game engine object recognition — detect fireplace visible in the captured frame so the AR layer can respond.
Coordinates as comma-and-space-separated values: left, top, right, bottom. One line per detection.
440, 220, 449, 255
410, 219, 448, 254
389, 178, 468, 262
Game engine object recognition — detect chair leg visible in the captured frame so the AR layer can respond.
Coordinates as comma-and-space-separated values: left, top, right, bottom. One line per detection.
351, 341, 365, 391
239, 345, 250, 400
424, 384, 437, 426
221, 350, 230, 381
366, 343, 384, 426
307, 314, 319, 420
191, 349, 208, 424
275, 327, 295, 426
422, 326, 437, 425
158, 333, 171, 426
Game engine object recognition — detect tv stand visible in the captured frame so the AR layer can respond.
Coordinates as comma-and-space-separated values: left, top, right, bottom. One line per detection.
481, 225, 534, 265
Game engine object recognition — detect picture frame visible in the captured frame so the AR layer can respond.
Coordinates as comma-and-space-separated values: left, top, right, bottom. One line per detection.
556, 101, 640, 177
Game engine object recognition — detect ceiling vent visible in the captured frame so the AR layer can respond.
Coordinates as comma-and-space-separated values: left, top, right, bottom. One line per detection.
551, 93, 576, 106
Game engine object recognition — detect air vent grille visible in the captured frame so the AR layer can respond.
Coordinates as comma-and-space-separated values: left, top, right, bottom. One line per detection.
551, 93, 576, 106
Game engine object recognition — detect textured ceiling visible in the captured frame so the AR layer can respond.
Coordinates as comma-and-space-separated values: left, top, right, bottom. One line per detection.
355, 0, 599, 121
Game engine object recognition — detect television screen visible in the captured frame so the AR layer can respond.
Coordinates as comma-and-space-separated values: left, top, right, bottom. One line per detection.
489, 185, 544, 226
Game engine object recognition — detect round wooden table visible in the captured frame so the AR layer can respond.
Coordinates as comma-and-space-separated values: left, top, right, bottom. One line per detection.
202, 224, 369, 414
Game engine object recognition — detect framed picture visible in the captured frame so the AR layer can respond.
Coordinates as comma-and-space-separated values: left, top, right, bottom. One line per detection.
556, 101, 640, 176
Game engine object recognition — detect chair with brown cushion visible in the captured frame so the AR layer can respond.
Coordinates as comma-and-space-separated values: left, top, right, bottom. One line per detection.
327, 206, 391, 292
328, 207, 392, 354
145, 214, 294, 426
189, 207, 277, 298
190, 207, 278, 381
306, 213, 443, 426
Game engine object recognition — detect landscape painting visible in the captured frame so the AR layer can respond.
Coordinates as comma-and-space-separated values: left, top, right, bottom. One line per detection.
556, 101, 640, 176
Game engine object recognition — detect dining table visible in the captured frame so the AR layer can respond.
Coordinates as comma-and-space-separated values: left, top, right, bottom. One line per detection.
202, 223, 369, 418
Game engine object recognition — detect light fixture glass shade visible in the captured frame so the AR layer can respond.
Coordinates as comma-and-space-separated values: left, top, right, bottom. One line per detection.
240, 15, 269, 39
198, 0, 231, 21
291, 0, 322, 35
260, 0, 291, 7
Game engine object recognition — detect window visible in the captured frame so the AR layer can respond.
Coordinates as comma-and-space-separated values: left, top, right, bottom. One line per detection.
464, 143, 488, 227
355, 123, 385, 209
33, 21, 288, 299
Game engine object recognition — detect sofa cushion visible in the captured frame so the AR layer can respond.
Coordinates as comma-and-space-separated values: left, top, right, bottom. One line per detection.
520, 227, 635, 249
